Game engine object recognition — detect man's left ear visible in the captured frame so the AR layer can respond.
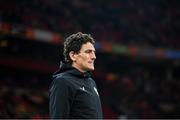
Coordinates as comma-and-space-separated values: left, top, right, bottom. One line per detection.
69, 51, 77, 62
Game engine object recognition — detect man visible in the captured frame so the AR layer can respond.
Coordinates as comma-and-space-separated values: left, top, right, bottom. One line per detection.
49, 32, 103, 119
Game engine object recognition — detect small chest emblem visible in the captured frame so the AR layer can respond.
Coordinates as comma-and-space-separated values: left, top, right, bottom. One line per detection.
80, 86, 86, 92
94, 87, 99, 96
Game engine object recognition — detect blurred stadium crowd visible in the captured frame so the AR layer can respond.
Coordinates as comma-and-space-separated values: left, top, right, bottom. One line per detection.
0, 0, 180, 119
1, 0, 179, 48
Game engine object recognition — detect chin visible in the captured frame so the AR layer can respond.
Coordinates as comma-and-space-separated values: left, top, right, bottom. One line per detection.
88, 67, 94, 71
85, 64, 95, 71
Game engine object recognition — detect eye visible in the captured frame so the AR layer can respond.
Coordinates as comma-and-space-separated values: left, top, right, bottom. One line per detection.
84, 50, 96, 54
85, 50, 92, 53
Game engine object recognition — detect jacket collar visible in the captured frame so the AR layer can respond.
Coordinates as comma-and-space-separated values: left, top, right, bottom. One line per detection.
53, 61, 92, 79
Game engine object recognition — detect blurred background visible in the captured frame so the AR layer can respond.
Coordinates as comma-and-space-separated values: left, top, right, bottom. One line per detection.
0, 0, 180, 119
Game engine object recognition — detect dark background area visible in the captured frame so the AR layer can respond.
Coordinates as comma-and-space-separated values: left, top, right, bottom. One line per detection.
0, 0, 180, 119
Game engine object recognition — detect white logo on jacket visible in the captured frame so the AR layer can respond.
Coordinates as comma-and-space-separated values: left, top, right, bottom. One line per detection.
80, 86, 87, 92
80, 86, 85, 91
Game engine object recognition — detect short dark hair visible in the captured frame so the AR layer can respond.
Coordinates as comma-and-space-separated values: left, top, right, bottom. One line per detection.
63, 32, 95, 64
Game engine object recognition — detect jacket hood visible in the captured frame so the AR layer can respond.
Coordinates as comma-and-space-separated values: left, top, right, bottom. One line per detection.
53, 61, 92, 79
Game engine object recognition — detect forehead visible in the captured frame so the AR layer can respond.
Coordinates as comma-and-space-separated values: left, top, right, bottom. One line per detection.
80, 42, 95, 51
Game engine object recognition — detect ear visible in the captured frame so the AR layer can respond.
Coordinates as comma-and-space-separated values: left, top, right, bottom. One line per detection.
69, 51, 77, 62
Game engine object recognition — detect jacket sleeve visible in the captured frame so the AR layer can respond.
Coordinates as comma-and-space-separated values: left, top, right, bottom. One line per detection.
49, 78, 71, 118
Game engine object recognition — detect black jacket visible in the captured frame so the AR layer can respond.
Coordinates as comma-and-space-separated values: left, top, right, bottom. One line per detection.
49, 62, 103, 119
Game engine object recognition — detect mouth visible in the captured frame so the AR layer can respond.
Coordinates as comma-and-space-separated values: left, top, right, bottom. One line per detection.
88, 61, 94, 64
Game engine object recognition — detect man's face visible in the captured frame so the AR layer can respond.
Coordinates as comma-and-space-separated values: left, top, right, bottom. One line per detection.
72, 42, 96, 72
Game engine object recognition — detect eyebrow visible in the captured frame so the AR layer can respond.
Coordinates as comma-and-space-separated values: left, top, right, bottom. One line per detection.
84, 49, 96, 52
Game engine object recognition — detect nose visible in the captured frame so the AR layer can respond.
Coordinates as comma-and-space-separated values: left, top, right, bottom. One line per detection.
91, 52, 96, 60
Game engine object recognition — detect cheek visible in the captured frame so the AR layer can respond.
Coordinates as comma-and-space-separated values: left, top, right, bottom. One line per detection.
77, 55, 89, 64
81, 56, 89, 61
81, 58, 89, 66
77, 57, 87, 64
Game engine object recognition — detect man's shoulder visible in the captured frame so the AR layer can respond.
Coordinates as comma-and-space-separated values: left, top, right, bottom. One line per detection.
53, 72, 70, 81
53, 72, 77, 85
